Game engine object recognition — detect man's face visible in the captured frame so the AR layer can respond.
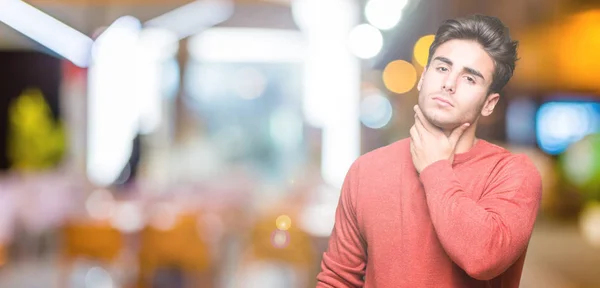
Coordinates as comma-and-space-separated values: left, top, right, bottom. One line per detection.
417, 39, 500, 131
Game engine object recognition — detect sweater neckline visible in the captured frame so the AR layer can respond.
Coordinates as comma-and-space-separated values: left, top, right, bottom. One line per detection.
452, 138, 486, 164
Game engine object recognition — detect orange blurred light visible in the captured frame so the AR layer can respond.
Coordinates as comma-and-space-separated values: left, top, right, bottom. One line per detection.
555, 10, 600, 91
413, 34, 435, 67
383, 60, 417, 94
276, 215, 292, 231
514, 9, 600, 91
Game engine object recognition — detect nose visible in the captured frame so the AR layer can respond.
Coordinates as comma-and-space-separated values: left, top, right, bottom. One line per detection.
442, 74, 457, 93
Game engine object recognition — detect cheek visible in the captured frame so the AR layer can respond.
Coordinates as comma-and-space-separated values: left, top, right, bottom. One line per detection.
422, 72, 441, 89
455, 87, 486, 108
457, 83, 487, 100
459, 97, 487, 117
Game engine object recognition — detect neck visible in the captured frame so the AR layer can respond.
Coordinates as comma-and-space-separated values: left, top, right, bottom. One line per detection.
443, 124, 478, 154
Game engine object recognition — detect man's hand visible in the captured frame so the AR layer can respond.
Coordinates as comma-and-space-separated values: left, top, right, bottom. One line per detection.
409, 105, 470, 174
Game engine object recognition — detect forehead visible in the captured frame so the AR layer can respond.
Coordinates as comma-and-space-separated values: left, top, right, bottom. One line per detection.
431, 39, 495, 80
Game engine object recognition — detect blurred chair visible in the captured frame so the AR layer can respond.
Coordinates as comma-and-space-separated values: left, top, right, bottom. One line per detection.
137, 212, 213, 288
61, 221, 123, 262
59, 220, 124, 286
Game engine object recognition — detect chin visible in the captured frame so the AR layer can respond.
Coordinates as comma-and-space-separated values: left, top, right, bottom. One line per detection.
430, 119, 460, 130
422, 108, 453, 127
425, 114, 463, 132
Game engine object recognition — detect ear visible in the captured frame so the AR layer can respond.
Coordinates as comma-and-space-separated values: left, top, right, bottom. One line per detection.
417, 67, 426, 92
481, 93, 500, 117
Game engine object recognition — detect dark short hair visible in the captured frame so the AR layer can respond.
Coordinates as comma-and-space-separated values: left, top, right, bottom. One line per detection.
427, 14, 519, 94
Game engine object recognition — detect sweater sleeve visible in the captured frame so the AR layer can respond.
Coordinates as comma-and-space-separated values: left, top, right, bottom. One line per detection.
317, 160, 367, 287
418, 154, 542, 281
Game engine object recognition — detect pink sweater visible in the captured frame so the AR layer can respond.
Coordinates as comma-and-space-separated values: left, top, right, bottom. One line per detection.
317, 138, 542, 287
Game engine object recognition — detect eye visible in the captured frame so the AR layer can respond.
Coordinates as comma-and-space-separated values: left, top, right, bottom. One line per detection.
436, 66, 448, 72
465, 76, 475, 84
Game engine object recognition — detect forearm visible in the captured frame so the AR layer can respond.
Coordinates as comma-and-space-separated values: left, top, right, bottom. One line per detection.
419, 160, 540, 280
317, 251, 365, 287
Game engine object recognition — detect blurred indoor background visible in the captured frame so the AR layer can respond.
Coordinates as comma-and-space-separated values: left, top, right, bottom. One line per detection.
0, 0, 599, 287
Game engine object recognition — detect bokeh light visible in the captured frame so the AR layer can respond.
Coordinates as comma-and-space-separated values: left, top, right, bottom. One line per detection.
84, 266, 114, 288
110, 201, 144, 233
556, 10, 600, 91
364, 0, 407, 30
271, 229, 290, 249
276, 215, 292, 231
347, 24, 383, 59
536, 102, 600, 155
580, 202, 600, 248
360, 91, 393, 129
383, 59, 417, 94
561, 134, 600, 200
562, 136, 596, 186
413, 34, 435, 67
85, 189, 115, 221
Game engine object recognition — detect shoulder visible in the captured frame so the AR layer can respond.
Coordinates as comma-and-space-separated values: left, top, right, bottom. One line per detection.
505, 153, 542, 190
357, 138, 410, 168
347, 138, 410, 178
481, 142, 542, 197
484, 141, 540, 176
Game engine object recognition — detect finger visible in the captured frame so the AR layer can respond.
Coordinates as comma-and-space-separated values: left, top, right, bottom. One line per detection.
414, 112, 428, 135
410, 140, 420, 173
409, 125, 421, 146
413, 105, 436, 132
448, 123, 470, 145
414, 112, 432, 140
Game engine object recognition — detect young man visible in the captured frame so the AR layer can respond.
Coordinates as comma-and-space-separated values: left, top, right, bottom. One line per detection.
316, 15, 542, 287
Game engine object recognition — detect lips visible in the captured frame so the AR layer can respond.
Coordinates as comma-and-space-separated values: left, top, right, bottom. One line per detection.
432, 96, 453, 107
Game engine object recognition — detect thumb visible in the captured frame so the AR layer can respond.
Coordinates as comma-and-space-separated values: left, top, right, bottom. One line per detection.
449, 123, 470, 145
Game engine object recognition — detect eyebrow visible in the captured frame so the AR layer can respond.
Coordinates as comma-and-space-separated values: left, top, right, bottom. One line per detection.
432, 56, 486, 81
